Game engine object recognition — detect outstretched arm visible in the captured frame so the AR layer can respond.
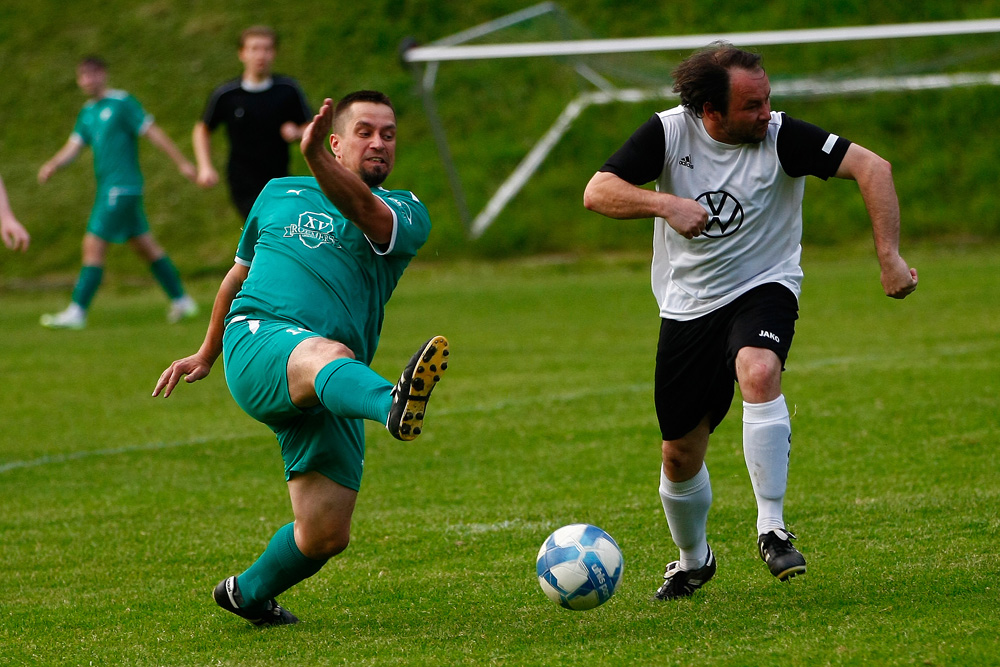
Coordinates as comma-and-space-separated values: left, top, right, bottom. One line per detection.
38, 137, 84, 183
152, 262, 249, 398
583, 171, 709, 239
0, 176, 30, 252
300, 98, 394, 244
835, 143, 918, 299
191, 121, 219, 188
144, 122, 197, 182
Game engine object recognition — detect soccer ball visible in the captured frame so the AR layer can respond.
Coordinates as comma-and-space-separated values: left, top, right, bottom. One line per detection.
536, 524, 624, 611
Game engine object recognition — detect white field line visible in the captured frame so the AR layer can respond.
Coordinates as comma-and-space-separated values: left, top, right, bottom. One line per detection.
0, 384, 651, 475
0, 432, 261, 474
2, 341, 993, 474
445, 518, 553, 535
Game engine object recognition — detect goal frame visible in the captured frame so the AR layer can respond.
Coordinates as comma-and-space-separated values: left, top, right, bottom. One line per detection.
401, 4, 1000, 239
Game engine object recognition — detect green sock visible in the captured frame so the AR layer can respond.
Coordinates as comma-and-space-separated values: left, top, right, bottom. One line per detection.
149, 256, 184, 300
314, 358, 393, 423
236, 523, 325, 610
71, 265, 103, 309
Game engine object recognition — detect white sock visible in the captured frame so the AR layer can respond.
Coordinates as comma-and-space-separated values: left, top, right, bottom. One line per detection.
658, 464, 712, 570
743, 395, 791, 536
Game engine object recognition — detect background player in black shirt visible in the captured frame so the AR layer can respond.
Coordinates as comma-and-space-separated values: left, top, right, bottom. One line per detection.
193, 25, 311, 219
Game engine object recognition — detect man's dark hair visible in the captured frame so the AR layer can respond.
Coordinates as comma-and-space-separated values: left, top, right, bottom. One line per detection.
334, 90, 395, 128
671, 42, 763, 117
78, 55, 107, 71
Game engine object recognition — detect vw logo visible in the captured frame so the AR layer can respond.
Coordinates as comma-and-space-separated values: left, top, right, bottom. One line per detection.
696, 190, 744, 238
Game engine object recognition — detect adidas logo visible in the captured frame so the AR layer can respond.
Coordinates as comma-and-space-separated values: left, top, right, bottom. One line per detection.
679, 155, 694, 169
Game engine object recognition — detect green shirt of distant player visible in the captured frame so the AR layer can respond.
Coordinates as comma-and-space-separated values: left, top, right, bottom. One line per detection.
229, 177, 431, 364
72, 90, 152, 194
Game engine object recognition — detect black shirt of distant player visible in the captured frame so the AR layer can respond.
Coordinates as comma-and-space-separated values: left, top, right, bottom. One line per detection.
202, 76, 311, 207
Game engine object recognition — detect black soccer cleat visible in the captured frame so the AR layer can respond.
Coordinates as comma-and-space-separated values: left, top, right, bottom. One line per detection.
758, 529, 807, 582
654, 545, 717, 600
213, 576, 299, 627
387, 335, 449, 441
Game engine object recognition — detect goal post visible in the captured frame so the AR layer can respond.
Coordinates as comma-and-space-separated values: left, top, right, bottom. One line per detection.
404, 18, 1000, 63
401, 6, 1000, 239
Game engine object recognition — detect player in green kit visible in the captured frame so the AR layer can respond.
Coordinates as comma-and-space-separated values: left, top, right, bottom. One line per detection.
153, 91, 449, 626
38, 56, 198, 329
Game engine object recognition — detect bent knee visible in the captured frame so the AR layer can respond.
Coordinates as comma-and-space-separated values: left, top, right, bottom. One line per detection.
735, 348, 782, 399
740, 363, 777, 393
300, 533, 350, 561
661, 443, 702, 482
325, 341, 356, 361
296, 337, 356, 362
317, 536, 350, 560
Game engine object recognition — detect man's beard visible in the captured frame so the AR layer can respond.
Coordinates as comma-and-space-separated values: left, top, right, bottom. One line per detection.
360, 166, 388, 187
720, 119, 767, 145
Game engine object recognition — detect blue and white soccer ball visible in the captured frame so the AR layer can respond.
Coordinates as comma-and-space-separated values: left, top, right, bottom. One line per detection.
536, 523, 624, 611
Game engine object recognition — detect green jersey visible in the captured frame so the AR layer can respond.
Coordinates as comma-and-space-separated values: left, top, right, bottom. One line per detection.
71, 90, 152, 192
228, 177, 431, 364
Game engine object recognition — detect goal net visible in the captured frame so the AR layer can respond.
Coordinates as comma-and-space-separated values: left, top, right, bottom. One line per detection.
401, 3, 1000, 240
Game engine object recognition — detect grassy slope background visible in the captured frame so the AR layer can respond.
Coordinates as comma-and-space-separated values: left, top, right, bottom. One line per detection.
2, 0, 1000, 284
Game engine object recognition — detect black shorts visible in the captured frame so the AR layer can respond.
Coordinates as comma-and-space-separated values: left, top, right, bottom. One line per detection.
227, 167, 285, 220
654, 283, 798, 440
228, 181, 268, 220
230, 189, 259, 220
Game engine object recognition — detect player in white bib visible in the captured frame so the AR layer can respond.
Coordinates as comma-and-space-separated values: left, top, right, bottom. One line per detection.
584, 42, 918, 599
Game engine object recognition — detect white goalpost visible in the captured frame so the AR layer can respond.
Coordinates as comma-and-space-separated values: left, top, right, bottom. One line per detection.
400, 4, 1000, 239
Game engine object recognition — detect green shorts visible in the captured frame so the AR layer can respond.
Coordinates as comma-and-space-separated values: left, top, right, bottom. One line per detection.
222, 317, 366, 491
87, 188, 150, 243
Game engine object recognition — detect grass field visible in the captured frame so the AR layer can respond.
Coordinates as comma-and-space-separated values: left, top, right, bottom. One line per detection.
1, 244, 998, 666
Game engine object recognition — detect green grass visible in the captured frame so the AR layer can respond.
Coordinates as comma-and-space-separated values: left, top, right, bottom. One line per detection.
1, 243, 997, 665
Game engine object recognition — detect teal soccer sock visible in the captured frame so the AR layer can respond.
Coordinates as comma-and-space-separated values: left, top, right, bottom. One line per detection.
236, 523, 326, 610
71, 265, 104, 309
149, 256, 185, 300
314, 358, 393, 423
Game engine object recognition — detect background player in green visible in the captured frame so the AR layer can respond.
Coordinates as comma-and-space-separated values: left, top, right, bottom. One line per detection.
37, 56, 199, 329
153, 91, 450, 626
